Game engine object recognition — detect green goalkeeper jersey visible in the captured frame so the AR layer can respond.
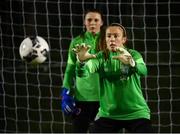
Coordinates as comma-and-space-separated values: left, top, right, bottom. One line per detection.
77, 49, 150, 120
63, 31, 100, 101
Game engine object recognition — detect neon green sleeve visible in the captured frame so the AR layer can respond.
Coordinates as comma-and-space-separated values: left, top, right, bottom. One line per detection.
62, 40, 77, 91
76, 52, 103, 77
134, 58, 148, 76
130, 49, 148, 76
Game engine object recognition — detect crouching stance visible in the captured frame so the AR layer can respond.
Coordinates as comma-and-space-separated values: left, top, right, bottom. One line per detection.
73, 23, 154, 133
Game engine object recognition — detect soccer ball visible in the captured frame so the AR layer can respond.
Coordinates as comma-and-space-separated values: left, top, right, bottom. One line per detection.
19, 36, 49, 64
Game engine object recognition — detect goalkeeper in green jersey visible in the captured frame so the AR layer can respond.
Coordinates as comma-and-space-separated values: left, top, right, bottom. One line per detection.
73, 23, 154, 133
61, 9, 104, 132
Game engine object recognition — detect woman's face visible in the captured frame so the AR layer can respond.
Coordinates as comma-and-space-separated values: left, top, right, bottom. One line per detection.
106, 26, 127, 52
84, 12, 103, 34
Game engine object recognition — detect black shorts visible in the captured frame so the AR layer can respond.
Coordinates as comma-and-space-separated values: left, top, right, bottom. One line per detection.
72, 101, 99, 133
89, 117, 154, 133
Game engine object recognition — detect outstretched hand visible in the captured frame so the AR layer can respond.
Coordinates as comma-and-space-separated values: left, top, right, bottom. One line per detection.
112, 47, 135, 67
72, 43, 96, 62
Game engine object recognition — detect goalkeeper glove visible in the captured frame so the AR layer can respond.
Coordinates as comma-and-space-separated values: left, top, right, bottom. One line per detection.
113, 47, 135, 67
61, 88, 80, 115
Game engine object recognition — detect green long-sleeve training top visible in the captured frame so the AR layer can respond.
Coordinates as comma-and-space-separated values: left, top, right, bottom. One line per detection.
63, 31, 101, 101
77, 49, 150, 120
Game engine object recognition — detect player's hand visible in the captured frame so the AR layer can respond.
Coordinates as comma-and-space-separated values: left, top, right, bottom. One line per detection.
61, 88, 81, 115
112, 47, 135, 67
72, 43, 96, 62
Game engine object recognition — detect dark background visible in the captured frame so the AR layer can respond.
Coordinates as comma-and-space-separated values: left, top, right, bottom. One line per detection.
0, 0, 180, 133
